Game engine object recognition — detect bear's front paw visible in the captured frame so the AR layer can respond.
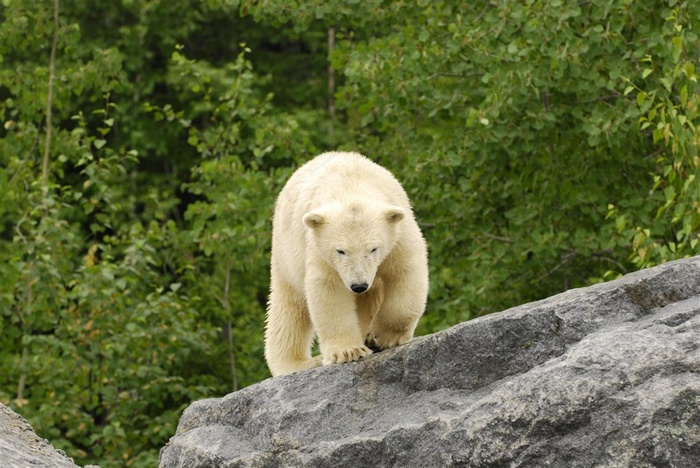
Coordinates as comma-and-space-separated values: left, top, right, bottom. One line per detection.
322, 344, 372, 366
366, 328, 413, 351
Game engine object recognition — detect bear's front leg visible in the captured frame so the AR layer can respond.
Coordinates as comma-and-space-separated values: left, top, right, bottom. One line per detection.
305, 269, 372, 366
367, 267, 427, 350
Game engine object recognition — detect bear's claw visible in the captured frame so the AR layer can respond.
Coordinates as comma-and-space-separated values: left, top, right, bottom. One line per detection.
322, 344, 372, 366
366, 329, 412, 351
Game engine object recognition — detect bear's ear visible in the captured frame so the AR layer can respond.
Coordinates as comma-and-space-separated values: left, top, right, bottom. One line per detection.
302, 211, 326, 229
385, 207, 405, 224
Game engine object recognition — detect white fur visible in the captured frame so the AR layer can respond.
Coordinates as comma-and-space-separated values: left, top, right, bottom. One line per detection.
264, 152, 429, 376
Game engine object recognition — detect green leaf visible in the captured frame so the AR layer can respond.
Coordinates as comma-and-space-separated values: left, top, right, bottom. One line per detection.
680, 84, 688, 108
636, 92, 647, 106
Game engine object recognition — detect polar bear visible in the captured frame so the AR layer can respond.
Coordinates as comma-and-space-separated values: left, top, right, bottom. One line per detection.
264, 151, 429, 376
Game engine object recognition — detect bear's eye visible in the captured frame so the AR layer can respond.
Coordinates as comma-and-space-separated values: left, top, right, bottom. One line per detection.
336, 249, 346, 255
370, 247, 378, 254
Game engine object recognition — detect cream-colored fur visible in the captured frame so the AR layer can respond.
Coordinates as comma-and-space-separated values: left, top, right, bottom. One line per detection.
265, 152, 429, 376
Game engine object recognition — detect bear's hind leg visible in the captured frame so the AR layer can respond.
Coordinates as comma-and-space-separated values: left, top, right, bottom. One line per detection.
265, 280, 320, 376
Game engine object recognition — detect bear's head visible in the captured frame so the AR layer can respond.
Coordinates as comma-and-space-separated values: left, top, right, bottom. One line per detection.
302, 201, 405, 294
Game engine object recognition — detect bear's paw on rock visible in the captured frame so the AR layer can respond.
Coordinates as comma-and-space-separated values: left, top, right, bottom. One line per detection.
322, 344, 373, 366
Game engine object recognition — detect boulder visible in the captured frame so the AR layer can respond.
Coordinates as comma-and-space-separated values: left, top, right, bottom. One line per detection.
160, 257, 700, 467
0, 403, 81, 468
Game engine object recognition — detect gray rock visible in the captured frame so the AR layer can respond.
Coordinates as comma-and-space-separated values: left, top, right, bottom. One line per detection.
160, 257, 700, 467
0, 403, 81, 468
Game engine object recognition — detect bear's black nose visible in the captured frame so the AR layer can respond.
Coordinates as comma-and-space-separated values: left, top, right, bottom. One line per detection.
351, 283, 368, 293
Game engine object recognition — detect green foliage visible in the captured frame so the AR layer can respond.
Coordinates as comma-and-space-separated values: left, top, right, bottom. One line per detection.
608, 7, 700, 268
1, 0, 699, 466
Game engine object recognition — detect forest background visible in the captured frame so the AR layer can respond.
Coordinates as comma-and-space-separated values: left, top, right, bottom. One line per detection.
1, 0, 698, 466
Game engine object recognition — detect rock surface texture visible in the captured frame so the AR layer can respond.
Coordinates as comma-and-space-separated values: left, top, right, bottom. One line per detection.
0, 403, 80, 468
160, 257, 700, 467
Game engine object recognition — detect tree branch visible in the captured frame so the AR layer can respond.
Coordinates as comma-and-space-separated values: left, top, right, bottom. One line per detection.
482, 232, 515, 244
222, 258, 238, 392
327, 26, 336, 140
42, 0, 59, 198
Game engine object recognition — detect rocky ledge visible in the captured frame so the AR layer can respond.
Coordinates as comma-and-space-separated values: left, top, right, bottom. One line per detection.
160, 257, 700, 467
0, 403, 81, 468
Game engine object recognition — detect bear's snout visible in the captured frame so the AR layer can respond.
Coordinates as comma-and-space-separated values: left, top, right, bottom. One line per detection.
350, 282, 369, 294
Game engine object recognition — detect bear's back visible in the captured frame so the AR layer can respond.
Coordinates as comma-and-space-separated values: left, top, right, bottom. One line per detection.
288, 152, 409, 210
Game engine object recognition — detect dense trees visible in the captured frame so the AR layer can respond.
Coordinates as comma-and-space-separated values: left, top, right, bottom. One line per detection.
1, 0, 698, 465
